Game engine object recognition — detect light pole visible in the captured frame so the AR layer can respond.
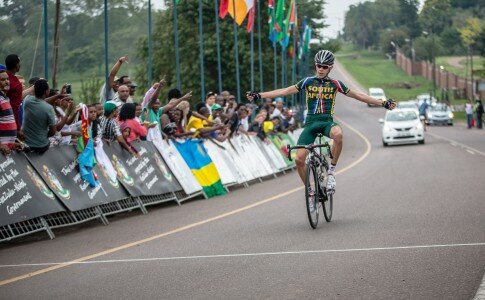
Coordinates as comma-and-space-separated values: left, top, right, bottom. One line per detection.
423, 30, 436, 99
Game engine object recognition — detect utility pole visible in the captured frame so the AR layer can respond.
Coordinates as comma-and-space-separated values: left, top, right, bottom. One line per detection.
52, 0, 60, 89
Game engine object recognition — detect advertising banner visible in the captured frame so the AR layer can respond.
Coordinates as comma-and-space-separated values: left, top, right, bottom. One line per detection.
26, 145, 128, 211
0, 152, 65, 226
101, 140, 181, 197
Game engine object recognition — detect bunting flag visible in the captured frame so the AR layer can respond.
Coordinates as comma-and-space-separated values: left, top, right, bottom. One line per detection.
219, 0, 229, 18
228, 0, 254, 25
246, 0, 256, 32
77, 104, 99, 188
173, 139, 226, 198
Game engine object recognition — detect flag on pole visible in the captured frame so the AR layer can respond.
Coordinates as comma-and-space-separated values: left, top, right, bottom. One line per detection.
219, 0, 229, 18
77, 104, 99, 188
299, 24, 311, 60
280, 0, 295, 48
274, 0, 285, 41
268, 0, 276, 42
228, 0, 254, 25
246, 0, 256, 32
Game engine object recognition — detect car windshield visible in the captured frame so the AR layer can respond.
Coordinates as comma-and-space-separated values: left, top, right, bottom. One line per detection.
386, 111, 418, 121
371, 93, 384, 97
429, 104, 449, 112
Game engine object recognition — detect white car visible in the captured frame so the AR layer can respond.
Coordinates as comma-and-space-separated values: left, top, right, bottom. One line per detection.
416, 94, 437, 107
397, 100, 418, 110
426, 103, 454, 126
368, 87, 387, 107
380, 108, 425, 147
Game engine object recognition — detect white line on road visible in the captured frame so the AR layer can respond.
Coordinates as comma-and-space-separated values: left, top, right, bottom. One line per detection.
1, 243, 484, 268
427, 131, 485, 157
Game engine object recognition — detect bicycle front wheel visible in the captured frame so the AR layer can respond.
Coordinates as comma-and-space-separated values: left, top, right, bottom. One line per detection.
305, 163, 319, 229
322, 188, 333, 222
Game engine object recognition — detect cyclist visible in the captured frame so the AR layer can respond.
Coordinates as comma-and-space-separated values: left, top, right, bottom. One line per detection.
247, 49, 396, 194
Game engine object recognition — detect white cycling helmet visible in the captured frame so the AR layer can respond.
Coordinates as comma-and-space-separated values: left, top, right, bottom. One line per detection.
314, 50, 335, 65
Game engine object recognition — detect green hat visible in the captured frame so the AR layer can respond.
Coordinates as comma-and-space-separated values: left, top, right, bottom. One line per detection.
104, 101, 121, 116
211, 103, 223, 111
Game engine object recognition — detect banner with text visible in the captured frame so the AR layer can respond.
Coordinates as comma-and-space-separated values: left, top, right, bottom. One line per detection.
0, 152, 65, 226
26, 146, 129, 211
101, 140, 181, 197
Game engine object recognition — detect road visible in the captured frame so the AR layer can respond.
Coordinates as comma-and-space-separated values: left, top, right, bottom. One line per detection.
1, 63, 484, 299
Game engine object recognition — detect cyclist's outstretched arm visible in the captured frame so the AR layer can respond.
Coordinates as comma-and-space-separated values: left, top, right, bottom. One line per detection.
346, 89, 385, 106
346, 89, 396, 109
246, 85, 299, 102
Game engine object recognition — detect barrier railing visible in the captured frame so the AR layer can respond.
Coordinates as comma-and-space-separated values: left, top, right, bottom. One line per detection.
0, 129, 301, 243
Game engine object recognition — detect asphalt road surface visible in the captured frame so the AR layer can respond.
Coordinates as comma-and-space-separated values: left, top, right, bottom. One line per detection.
1, 63, 484, 299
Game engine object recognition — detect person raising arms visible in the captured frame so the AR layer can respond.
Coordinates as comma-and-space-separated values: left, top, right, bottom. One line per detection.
246, 50, 396, 193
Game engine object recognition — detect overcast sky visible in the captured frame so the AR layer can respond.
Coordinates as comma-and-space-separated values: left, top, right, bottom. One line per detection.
323, 0, 425, 38
154, 0, 426, 39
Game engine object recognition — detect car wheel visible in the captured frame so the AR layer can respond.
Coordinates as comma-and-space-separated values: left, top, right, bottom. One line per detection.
383, 141, 388, 147
448, 122, 453, 126
418, 139, 425, 144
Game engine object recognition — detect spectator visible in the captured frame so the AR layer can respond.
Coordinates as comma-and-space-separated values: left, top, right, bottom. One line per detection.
4, 54, 23, 132
115, 84, 131, 105
0, 69, 19, 155
263, 116, 281, 135
226, 104, 249, 136
205, 91, 216, 114
99, 55, 129, 103
50, 93, 80, 146
210, 104, 223, 124
160, 107, 192, 139
177, 100, 210, 129
282, 108, 297, 132
215, 94, 225, 107
465, 100, 473, 129
118, 103, 147, 142
186, 106, 224, 138
271, 97, 284, 118
100, 100, 137, 156
134, 102, 143, 124
95, 102, 103, 119
475, 99, 483, 129
75, 104, 101, 153
22, 79, 70, 154
249, 112, 270, 144
128, 82, 137, 97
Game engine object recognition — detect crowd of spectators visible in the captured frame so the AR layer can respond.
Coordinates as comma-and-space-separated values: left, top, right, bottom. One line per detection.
0, 54, 299, 156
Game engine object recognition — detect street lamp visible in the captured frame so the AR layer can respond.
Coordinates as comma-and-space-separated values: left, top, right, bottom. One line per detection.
423, 30, 436, 99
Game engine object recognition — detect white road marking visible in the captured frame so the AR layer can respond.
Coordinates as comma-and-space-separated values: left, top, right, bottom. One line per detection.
474, 273, 485, 300
427, 131, 485, 157
467, 150, 476, 155
1, 243, 484, 268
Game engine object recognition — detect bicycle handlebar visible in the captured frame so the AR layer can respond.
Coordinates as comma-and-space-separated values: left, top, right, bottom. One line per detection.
286, 143, 333, 162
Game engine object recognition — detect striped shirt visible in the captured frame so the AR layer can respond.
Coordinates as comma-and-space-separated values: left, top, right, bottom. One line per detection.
0, 91, 17, 147
99, 116, 121, 141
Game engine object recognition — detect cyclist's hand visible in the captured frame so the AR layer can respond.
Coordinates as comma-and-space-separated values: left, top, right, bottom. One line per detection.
382, 99, 396, 110
246, 91, 261, 102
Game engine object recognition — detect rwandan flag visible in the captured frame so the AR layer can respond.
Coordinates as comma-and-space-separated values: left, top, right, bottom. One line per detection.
174, 139, 226, 198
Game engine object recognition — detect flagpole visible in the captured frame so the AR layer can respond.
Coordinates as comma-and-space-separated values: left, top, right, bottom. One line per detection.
103, 0, 109, 97
250, 24, 254, 91
292, 23, 296, 107
198, 0, 206, 99
214, 0, 223, 92
232, 0, 241, 102
172, 0, 181, 90
281, 45, 285, 89
147, 0, 153, 87
272, 7, 277, 89
257, 0, 263, 91
43, 0, 49, 80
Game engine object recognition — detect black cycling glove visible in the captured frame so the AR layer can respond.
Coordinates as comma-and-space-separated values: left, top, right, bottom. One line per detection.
246, 91, 262, 102
382, 99, 396, 110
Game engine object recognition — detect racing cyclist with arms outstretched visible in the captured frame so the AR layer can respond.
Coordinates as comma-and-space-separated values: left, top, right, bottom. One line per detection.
246, 50, 396, 194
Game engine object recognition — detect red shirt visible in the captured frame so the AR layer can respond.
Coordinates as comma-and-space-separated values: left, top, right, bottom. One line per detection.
6, 71, 22, 128
119, 119, 147, 143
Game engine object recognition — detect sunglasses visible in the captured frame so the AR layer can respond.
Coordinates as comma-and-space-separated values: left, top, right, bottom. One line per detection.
316, 64, 331, 70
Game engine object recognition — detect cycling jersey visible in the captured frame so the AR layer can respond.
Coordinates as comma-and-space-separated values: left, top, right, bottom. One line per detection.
295, 76, 350, 116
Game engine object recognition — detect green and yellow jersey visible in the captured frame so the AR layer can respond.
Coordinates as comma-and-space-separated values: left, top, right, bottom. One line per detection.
295, 76, 350, 116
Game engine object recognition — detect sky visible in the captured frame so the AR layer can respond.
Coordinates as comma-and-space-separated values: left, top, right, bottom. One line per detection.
154, 0, 426, 39
323, 0, 425, 39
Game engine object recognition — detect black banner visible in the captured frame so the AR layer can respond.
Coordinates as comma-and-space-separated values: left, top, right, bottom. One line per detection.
0, 152, 65, 226
26, 145, 129, 211
101, 140, 181, 197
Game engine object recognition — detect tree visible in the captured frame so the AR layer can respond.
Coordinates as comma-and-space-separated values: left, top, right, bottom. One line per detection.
419, 0, 453, 35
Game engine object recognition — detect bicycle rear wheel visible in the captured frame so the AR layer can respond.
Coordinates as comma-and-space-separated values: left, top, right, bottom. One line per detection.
305, 163, 319, 229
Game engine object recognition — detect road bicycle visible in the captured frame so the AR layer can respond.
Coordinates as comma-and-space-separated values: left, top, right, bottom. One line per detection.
287, 134, 333, 229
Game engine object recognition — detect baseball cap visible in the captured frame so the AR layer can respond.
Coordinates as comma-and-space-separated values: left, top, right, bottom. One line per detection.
0, 64, 6, 71
211, 103, 223, 111
104, 100, 122, 115
275, 97, 284, 103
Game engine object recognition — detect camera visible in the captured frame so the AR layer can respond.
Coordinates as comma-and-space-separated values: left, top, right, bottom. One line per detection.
65, 84, 72, 94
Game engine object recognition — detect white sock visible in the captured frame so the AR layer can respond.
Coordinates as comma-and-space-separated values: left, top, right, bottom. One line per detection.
328, 164, 336, 175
